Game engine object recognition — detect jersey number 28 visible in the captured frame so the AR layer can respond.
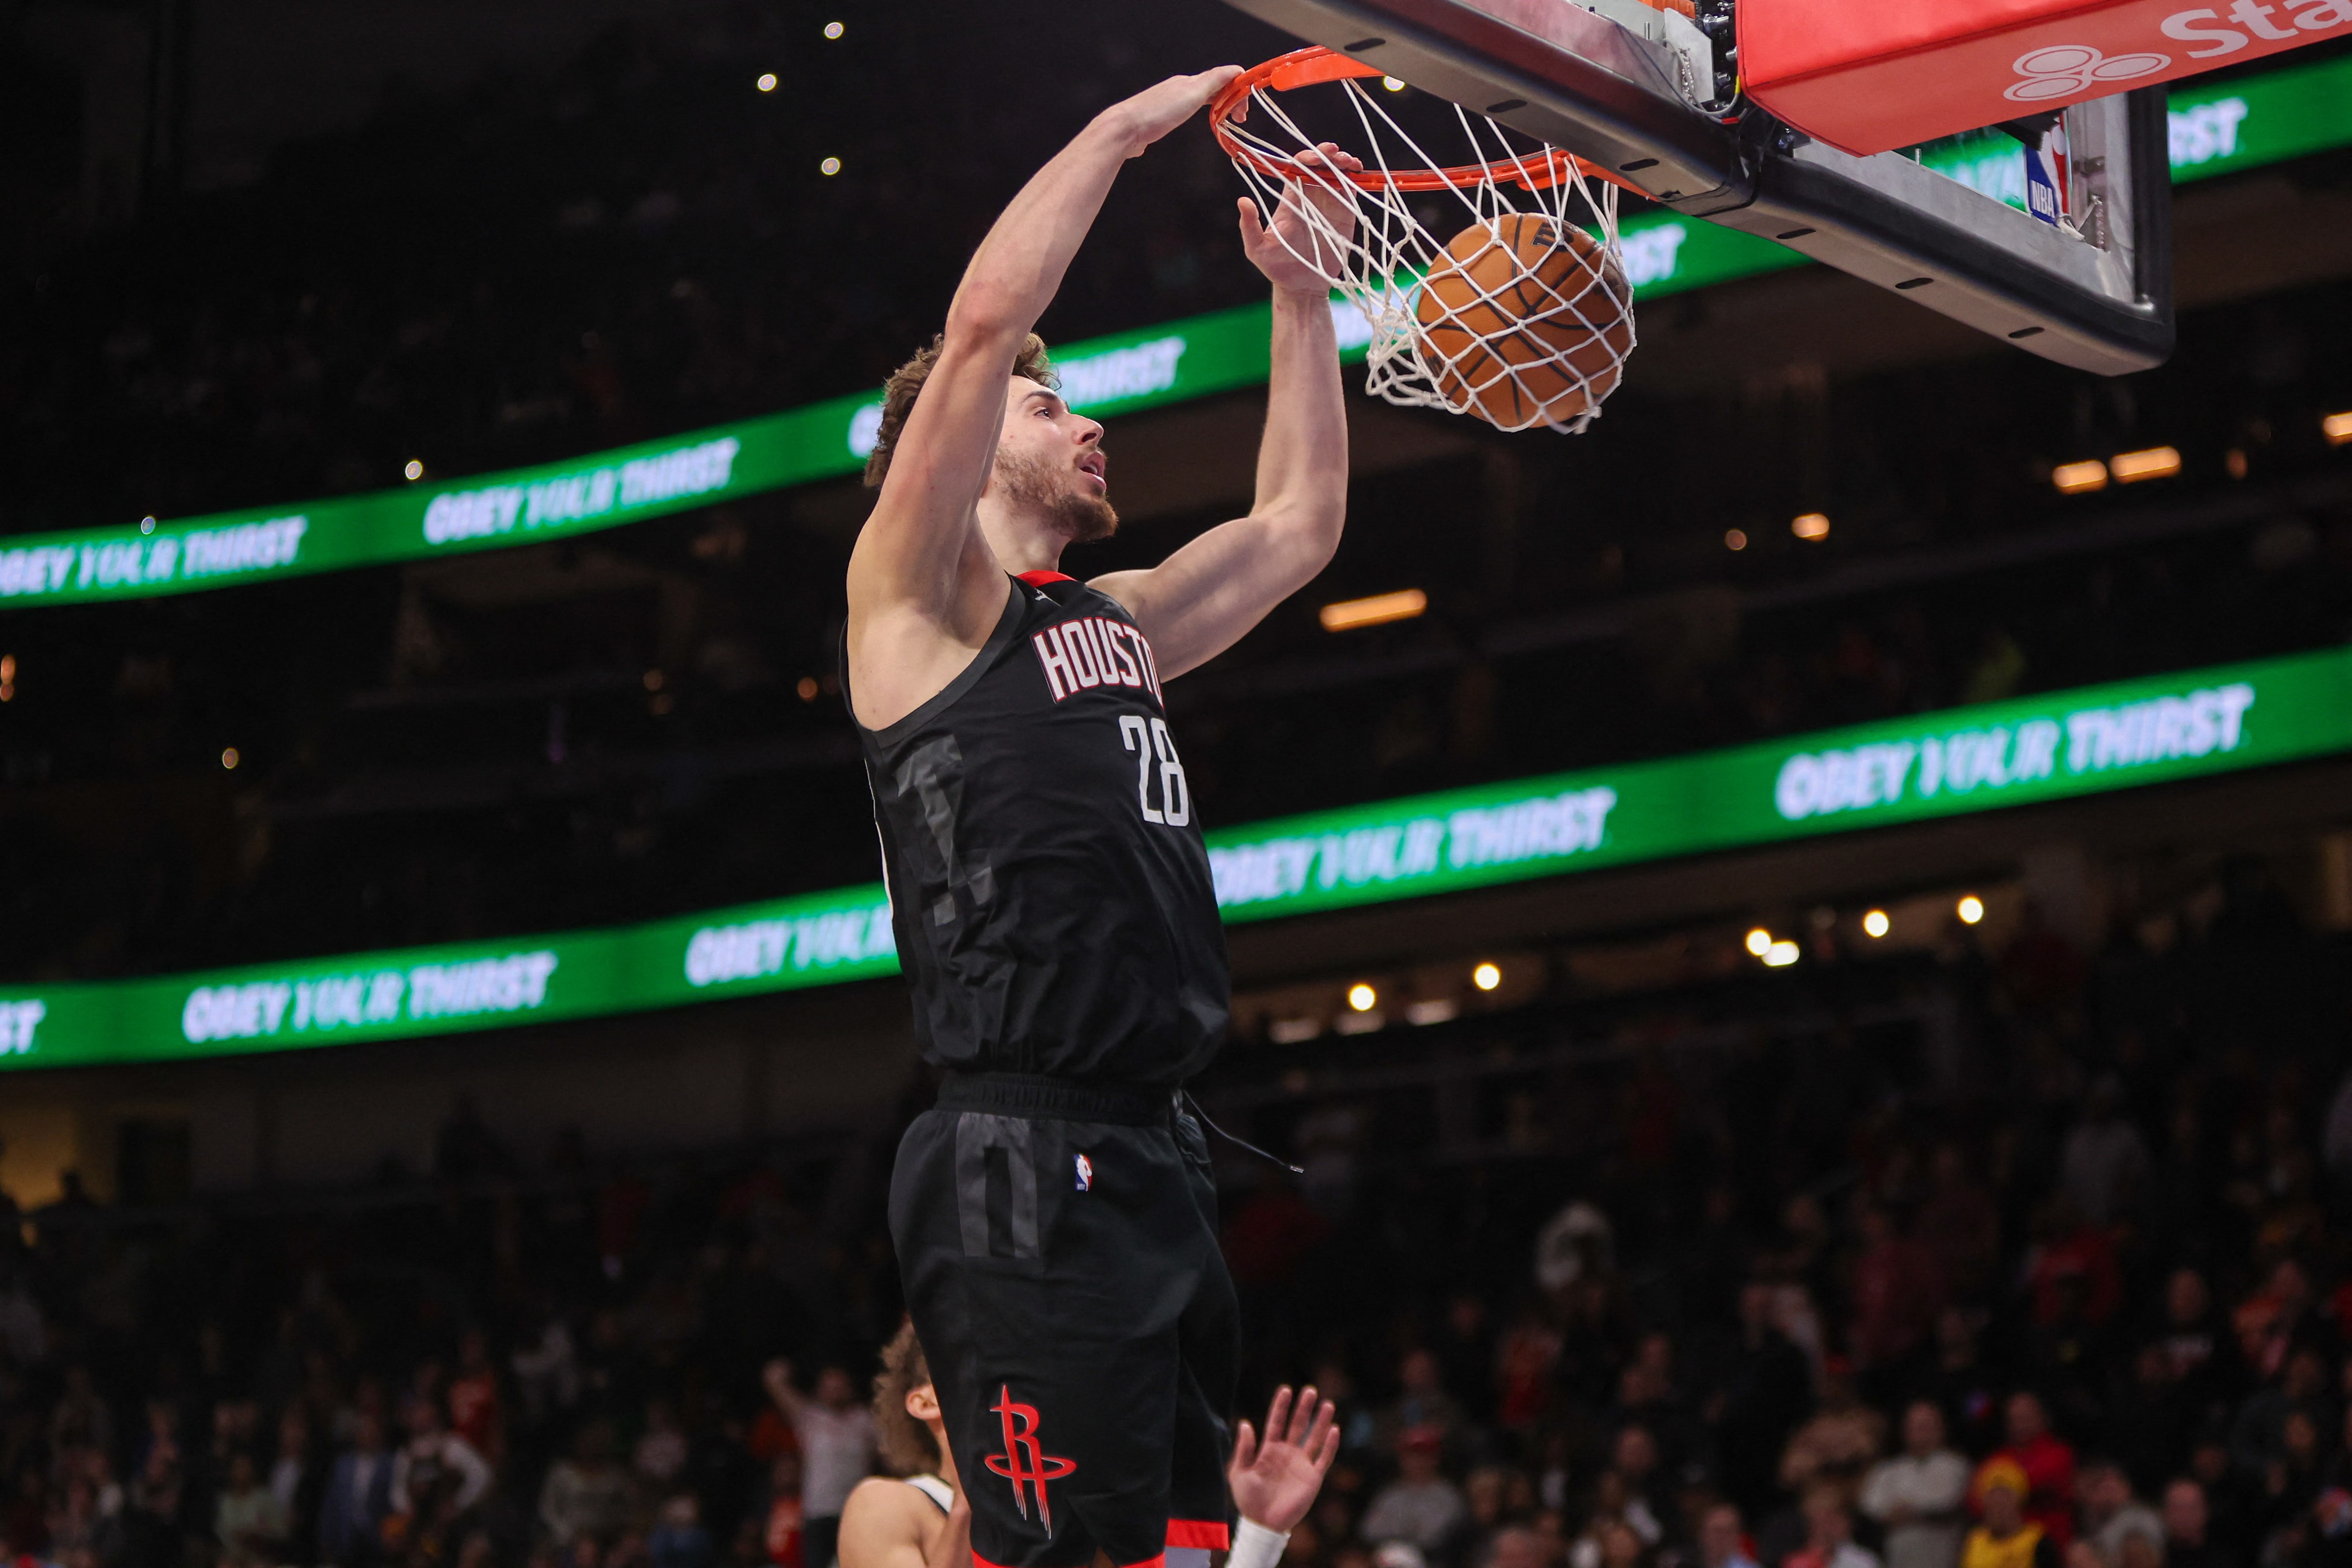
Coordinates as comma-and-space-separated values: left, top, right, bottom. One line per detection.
1118, 714, 1191, 827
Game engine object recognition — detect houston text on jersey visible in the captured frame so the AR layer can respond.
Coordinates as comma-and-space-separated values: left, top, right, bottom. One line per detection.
1031, 616, 1164, 706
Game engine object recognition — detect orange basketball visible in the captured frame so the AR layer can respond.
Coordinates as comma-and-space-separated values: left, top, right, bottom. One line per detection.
1413, 212, 1634, 430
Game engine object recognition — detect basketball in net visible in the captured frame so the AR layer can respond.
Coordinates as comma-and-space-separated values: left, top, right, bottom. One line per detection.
1212, 47, 1641, 434
1416, 213, 1633, 430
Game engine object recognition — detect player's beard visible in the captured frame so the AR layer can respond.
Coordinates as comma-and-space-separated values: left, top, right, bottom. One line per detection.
993, 446, 1119, 544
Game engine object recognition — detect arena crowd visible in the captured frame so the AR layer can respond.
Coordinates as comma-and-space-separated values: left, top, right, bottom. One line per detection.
0, 858, 2345, 1568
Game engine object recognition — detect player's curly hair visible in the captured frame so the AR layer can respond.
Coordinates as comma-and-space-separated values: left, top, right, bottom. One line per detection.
870, 1318, 942, 1476
863, 333, 1057, 487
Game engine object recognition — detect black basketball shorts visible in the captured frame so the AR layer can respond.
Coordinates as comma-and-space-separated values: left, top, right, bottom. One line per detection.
889, 1073, 1240, 1568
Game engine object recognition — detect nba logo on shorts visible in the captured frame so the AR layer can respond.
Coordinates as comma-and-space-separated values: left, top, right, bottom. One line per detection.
1074, 1154, 1093, 1192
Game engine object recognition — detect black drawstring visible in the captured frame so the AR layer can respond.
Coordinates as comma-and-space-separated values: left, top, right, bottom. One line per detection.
1181, 1090, 1304, 1175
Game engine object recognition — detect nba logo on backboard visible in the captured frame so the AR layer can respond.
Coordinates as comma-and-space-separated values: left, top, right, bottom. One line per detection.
2023, 122, 2071, 228
1074, 1154, 1093, 1192
2025, 149, 2063, 225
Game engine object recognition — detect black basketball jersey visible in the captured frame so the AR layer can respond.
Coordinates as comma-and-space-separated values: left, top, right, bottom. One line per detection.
846, 571, 1229, 1085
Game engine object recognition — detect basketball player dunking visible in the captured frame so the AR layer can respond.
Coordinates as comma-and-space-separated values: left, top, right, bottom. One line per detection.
844, 66, 1353, 1568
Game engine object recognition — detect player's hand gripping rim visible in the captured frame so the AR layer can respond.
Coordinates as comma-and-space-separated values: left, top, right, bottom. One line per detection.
1227, 1383, 1340, 1533
1102, 68, 1247, 159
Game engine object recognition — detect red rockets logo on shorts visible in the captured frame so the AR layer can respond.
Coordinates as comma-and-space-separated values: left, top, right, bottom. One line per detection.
984, 1385, 1077, 1532
1032, 616, 1164, 706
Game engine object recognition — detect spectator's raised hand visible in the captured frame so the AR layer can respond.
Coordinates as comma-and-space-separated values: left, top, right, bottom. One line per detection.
1227, 1385, 1339, 1532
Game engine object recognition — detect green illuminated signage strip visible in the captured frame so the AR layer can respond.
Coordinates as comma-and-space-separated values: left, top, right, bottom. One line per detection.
6, 60, 2349, 610
2, 645, 2347, 1071
0, 883, 899, 1072
1206, 645, 2352, 922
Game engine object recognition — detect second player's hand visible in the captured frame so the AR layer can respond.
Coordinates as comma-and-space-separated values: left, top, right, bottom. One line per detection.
1102, 68, 1245, 158
1226, 1384, 1339, 1532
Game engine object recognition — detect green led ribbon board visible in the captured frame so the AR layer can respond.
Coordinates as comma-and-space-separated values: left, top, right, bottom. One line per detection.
2, 57, 2349, 610
2, 645, 2346, 1070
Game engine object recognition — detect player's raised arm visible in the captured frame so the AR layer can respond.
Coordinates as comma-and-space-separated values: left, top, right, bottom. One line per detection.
1090, 150, 1359, 678
845, 67, 1241, 729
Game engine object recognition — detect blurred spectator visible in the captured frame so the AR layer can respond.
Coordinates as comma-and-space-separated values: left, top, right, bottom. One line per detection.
448, 1330, 505, 1463
2077, 1460, 2161, 1564
760, 1453, 805, 1568
267, 1407, 320, 1552
1362, 1430, 1464, 1553
1716, 1283, 1817, 1514
1860, 1402, 1968, 1568
2056, 1081, 2151, 1228
215, 1451, 289, 1568
1783, 1484, 1879, 1568
1604, 1428, 1667, 1550
636, 1400, 690, 1492
1698, 1503, 1760, 1568
538, 1423, 633, 1548
48, 1370, 114, 1461
1916, 1152, 2000, 1309
513, 1310, 582, 1428
1379, 1354, 1468, 1452
2024, 1207, 2120, 1335
389, 1396, 493, 1518
1779, 1363, 1885, 1505
650, 1494, 715, 1568
318, 1410, 394, 1568
1487, 1523, 1543, 1568
1983, 1395, 2075, 1549
2228, 1343, 2328, 1478
1962, 1462, 2058, 1568
1849, 1211, 1944, 1380
2158, 1480, 2214, 1568
759, 1362, 873, 1568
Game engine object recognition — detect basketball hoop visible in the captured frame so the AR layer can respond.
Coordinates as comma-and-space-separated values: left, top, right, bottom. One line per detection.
1212, 47, 1638, 434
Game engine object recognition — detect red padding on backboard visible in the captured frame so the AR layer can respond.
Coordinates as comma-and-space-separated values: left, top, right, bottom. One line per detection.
1740, 0, 2352, 155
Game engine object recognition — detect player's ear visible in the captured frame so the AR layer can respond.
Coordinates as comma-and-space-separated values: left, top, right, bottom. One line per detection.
907, 1382, 941, 1423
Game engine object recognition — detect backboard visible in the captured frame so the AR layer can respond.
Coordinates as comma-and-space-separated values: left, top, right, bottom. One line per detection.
1216, 0, 2175, 375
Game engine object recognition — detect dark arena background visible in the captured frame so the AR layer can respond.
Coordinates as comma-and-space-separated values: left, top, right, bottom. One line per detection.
3, 5, 2352, 1568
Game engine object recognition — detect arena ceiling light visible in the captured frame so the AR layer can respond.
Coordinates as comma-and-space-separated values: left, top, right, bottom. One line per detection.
1346, 983, 1378, 1012
402, 459, 425, 482
2052, 459, 2109, 494
822, 21, 844, 39
1744, 927, 1774, 956
1762, 940, 1801, 967
1956, 894, 1986, 924
2111, 445, 2182, 483
1472, 962, 1502, 991
1862, 909, 1891, 939
1723, 528, 1749, 551
1319, 588, 1426, 631
2324, 411, 2352, 446
1790, 512, 1831, 541
755, 73, 778, 92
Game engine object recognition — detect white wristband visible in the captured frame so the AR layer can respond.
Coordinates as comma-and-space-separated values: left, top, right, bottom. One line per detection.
1230, 1518, 1291, 1568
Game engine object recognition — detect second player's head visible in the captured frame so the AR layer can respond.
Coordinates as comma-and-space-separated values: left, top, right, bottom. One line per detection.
865, 334, 1117, 548
871, 1318, 948, 1478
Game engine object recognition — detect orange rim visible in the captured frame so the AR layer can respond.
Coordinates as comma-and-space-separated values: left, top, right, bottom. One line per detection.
1210, 46, 1643, 198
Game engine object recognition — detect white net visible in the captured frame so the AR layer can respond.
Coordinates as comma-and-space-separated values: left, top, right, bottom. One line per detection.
1219, 54, 1637, 435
